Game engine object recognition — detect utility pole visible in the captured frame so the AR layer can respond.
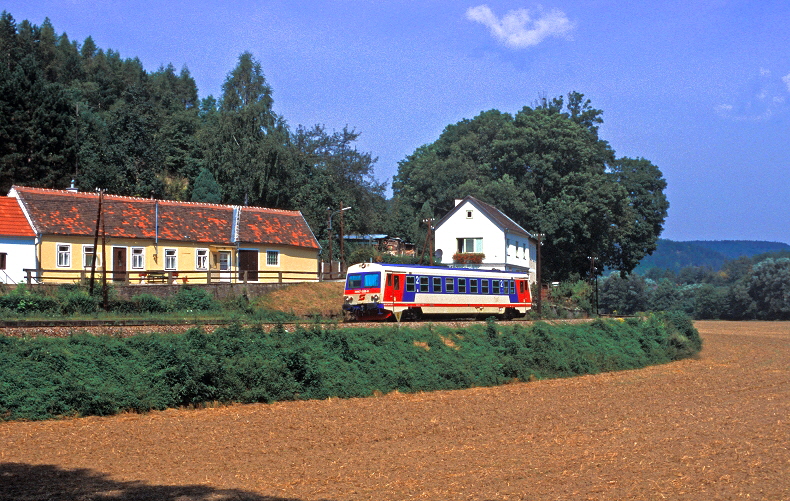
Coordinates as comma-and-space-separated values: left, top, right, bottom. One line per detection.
339, 201, 346, 274
89, 189, 103, 296
535, 232, 543, 317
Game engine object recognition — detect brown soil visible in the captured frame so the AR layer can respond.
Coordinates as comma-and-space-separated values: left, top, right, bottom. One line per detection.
1, 321, 788, 501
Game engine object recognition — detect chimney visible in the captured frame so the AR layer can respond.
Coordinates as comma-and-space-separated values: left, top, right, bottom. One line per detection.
66, 180, 78, 193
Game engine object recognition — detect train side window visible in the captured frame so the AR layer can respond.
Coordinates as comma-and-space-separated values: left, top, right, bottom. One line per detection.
519, 281, 525, 293
394, 275, 400, 290
470, 279, 478, 293
509, 280, 516, 295
445, 277, 455, 293
481, 279, 489, 294
387, 274, 392, 287
406, 276, 415, 292
432, 276, 442, 293
419, 276, 430, 292
458, 278, 467, 293
492, 280, 500, 294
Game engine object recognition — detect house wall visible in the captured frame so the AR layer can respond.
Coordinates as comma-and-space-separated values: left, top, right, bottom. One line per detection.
434, 200, 537, 282
0, 236, 37, 284
35, 236, 319, 284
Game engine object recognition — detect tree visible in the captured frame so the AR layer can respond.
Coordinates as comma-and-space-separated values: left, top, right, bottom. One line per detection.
191, 167, 222, 203
392, 93, 668, 281
748, 258, 790, 320
599, 273, 648, 315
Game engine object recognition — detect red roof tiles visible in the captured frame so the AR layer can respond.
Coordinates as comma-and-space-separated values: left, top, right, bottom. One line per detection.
10, 187, 319, 250
0, 197, 35, 237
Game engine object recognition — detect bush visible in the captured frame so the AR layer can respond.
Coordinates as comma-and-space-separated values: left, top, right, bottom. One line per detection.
167, 287, 216, 311
57, 289, 99, 315
132, 294, 168, 313
0, 314, 701, 421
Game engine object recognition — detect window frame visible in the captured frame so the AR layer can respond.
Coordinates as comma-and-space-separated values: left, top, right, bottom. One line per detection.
82, 244, 100, 268
445, 277, 455, 293
432, 276, 442, 293
406, 275, 416, 293
266, 250, 280, 267
470, 278, 478, 294
131, 247, 145, 270
56, 244, 71, 268
195, 248, 209, 270
164, 248, 177, 270
458, 278, 467, 294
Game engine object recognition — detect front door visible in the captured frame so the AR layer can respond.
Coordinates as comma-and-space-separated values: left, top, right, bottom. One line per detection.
218, 251, 232, 282
238, 250, 258, 282
112, 247, 127, 282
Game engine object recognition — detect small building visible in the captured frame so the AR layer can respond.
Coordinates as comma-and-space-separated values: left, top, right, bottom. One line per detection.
9, 186, 321, 284
434, 196, 537, 282
0, 196, 37, 284
344, 234, 416, 256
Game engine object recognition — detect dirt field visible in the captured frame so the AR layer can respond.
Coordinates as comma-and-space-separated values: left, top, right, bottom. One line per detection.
1, 321, 788, 500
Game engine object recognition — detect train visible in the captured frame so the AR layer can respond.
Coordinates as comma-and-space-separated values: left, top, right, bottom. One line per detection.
342, 262, 532, 321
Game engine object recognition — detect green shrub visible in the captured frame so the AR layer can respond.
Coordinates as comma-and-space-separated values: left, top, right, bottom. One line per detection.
57, 289, 99, 315
132, 293, 167, 313
168, 287, 216, 311
0, 314, 701, 421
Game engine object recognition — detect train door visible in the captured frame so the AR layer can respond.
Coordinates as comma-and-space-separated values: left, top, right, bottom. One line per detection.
516, 279, 532, 304
384, 273, 405, 303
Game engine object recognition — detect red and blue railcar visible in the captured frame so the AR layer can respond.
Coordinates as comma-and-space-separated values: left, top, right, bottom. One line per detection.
343, 263, 532, 321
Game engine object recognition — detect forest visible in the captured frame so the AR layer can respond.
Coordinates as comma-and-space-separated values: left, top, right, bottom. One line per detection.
1, 11, 672, 284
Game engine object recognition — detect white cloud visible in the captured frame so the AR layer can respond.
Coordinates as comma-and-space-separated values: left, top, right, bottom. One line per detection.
466, 4, 575, 49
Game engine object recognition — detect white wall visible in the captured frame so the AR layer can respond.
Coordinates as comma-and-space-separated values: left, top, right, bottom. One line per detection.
434, 199, 537, 282
0, 236, 37, 284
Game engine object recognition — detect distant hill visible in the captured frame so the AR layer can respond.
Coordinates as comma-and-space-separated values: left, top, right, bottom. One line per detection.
634, 239, 790, 274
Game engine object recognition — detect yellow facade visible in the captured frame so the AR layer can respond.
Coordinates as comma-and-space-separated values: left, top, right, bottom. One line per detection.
34, 236, 318, 285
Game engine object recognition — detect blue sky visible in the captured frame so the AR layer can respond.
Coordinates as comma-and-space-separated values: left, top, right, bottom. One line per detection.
5, 0, 790, 244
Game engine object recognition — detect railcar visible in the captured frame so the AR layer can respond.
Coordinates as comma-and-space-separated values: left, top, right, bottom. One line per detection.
342, 262, 532, 321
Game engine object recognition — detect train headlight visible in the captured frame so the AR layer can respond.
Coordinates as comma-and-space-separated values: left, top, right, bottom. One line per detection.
344, 296, 352, 303
372, 294, 380, 302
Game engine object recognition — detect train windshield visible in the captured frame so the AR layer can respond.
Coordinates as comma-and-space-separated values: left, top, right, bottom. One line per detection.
346, 272, 381, 290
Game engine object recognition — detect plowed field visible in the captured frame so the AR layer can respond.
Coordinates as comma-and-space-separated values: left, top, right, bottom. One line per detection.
1, 321, 788, 500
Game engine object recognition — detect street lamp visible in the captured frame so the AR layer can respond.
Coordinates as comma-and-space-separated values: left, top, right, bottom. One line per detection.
327, 205, 351, 278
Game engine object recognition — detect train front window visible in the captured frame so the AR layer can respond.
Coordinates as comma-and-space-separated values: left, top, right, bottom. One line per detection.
346, 272, 380, 290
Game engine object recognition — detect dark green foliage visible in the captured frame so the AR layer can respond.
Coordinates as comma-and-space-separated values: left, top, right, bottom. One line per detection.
132, 293, 168, 313
0, 314, 701, 421
167, 287, 216, 311
190, 167, 222, 203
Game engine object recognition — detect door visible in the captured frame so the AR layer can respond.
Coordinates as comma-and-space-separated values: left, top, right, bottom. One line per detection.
238, 250, 258, 282
112, 247, 127, 282
218, 251, 232, 282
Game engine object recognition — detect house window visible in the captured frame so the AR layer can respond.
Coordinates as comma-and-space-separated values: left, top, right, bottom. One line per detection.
457, 238, 483, 253
0, 253, 6, 270
196, 249, 209, 270
131, 248, 145, 269
57, 244, 71, 267
164, 249, 177, 270
266, 250, 279, 266
466, 210, 473, 219
82, 245, 100, 268
445, 277, 455, 293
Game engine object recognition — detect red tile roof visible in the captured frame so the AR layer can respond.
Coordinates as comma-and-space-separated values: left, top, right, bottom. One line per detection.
0, 196, 35, 237
10, 186, 319, 249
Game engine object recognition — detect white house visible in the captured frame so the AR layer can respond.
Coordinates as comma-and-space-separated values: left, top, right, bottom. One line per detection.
434, 196, 537, 283
0, 196, 37, 284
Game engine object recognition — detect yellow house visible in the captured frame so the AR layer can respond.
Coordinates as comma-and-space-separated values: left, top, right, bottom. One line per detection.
9, 186, 320, 284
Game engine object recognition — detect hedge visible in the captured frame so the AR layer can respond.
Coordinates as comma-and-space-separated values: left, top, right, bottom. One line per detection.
0, 313, 701, 421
